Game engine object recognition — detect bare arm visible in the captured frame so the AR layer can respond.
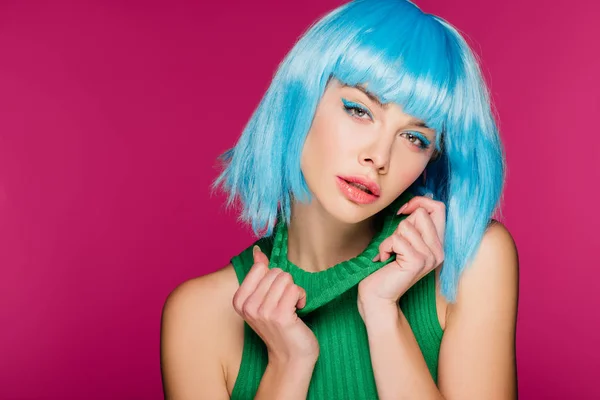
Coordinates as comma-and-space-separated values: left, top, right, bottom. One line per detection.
363, 221, 519, 399
160, 271, 231, 400
436, 222, 519, 399
235, 246, 320, 399
255, 357, 317, 400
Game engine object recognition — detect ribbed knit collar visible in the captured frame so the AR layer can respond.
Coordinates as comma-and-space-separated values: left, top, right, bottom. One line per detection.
269, 190, 415, 316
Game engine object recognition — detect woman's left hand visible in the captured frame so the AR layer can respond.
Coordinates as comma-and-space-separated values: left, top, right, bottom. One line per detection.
357, 195, 447, 318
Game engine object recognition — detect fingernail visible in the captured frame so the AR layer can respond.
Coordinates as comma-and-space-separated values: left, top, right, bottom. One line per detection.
372, 254, 380, 262
398, 203, 408, 214
253, 245, 260, 256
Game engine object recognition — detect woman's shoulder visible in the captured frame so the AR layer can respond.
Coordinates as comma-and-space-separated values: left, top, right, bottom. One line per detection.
485, 219, 516, 250
162, 263, 242, 335
160, 263, 244, 397
458, 218, 518, 293
446, 218, 519, 317
167, 262, 238, 301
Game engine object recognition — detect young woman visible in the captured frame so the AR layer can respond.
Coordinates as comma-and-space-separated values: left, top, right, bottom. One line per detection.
160, 0, 519, 399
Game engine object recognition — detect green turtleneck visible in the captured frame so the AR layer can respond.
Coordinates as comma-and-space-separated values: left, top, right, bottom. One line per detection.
229, 191, 444, 399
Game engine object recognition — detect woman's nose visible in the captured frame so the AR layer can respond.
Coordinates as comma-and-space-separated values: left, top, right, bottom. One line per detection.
359, 147, 390, 174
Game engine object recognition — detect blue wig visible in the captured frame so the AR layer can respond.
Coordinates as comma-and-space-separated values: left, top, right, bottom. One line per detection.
212, 0, 506, 303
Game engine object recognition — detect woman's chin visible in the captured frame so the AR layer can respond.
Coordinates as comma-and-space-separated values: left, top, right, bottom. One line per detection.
325, 199, 378, 225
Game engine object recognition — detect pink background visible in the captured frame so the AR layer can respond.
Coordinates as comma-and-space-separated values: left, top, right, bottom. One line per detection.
1, 0, 598, 398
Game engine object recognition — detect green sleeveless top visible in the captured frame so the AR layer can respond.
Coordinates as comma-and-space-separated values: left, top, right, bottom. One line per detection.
230, 191, 444, 399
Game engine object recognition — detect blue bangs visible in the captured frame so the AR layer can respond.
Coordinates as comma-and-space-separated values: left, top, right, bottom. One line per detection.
328, 6, 454, 154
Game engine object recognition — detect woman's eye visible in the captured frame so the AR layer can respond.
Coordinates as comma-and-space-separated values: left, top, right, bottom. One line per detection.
347, 106, 369, 119
341, 98, 372, 120
402, 132, 430, 150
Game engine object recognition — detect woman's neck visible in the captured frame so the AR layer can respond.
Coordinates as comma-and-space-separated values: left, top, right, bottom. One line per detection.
286, 201, 377, 273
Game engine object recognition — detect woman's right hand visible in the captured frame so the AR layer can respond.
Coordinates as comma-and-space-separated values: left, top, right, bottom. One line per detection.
232, 245, 320, 364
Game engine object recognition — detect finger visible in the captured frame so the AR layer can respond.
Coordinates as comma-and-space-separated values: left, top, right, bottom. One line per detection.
296, 286, 307, 309
410, 208, 445, 263
372, 215, 430, 263
398, 196, 445, 239
279, 283, 307, 310
374, 232, 418, 263
397, 195, 444, 216
261, 271, 293, 312
397, 219, 436, 268
232, 261, 269, 312
253, 245, 270, 267
246, 268, 284, 309
373, 234, 393, 262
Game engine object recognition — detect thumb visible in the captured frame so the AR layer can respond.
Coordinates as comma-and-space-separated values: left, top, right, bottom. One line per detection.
252, 245, 270, 267
296, 286, 307, 310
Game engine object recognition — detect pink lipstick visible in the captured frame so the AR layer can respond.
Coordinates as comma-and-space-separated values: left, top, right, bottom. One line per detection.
336, 176, 380, 205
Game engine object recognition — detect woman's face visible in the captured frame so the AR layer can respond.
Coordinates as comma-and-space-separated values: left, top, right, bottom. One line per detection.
300, 78, 438, 224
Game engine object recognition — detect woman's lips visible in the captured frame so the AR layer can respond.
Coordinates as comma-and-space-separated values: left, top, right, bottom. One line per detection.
335, 177, 380, 205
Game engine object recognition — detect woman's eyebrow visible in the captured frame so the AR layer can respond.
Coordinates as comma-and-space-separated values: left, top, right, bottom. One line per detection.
343, 83, 386, 108
343, 83, 436, 133
412, 120, 433, 130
